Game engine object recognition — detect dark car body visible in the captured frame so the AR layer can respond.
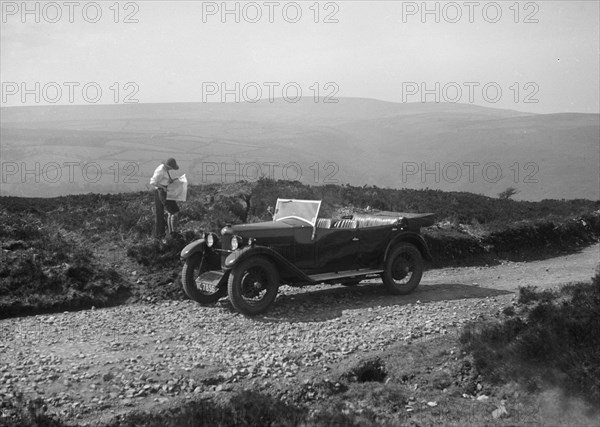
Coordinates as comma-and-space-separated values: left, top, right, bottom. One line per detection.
181, 199, 434, 315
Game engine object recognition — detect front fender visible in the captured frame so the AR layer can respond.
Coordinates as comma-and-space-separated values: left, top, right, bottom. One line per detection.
224, 246, 279, 269
180, 239, 206, 259
224, 245, 313, 283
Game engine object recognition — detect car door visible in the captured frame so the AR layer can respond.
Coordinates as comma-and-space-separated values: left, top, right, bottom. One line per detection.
293, 225, 316, 270
312, 226, 359, 273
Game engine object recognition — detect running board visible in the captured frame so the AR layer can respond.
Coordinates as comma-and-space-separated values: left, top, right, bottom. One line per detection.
309, 268, 383, 283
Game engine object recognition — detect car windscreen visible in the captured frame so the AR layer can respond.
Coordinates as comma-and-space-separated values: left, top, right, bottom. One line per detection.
273, 199, 321, 226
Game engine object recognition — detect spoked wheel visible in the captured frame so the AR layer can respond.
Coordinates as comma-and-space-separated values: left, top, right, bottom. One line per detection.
228, 256, 279, 315
181, 253, 227, 304
382, 243, 423, 295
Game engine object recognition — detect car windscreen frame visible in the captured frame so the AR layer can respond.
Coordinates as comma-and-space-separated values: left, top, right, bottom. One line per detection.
273, 199, 321, 227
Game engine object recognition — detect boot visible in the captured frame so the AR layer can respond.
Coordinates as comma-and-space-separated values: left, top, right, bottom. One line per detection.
168, 214, 181, 239
168, 214, 179, 236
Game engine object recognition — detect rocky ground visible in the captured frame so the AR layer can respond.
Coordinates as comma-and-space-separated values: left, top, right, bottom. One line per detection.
0, 244, 598, 426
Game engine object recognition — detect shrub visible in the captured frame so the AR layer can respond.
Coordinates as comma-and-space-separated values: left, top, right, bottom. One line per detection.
460, 271, 600, 405
517, 286, 556, 305
498, 187, 520, 200
0, 393, 65, 427
109, 390, 306, 427
345, 358, 388, 383
0, 222, 128, 318
126, 233, 199, 270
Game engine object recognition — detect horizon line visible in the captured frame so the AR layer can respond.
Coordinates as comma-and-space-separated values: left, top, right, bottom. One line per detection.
2, 97, 599, 116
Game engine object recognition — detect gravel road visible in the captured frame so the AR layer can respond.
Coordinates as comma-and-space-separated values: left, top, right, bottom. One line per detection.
1, 244, 597, 424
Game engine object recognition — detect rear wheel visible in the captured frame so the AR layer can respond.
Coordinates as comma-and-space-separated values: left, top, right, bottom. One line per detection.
382, 243, 423, 295
182, 253, 227, 304
228, 256, 279, 315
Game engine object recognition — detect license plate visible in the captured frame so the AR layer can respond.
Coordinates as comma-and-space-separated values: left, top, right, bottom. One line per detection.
198, 270, 225, 284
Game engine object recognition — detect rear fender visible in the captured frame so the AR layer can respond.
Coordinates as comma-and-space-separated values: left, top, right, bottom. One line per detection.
385, 232, 433, 262
224, 246, 313, 283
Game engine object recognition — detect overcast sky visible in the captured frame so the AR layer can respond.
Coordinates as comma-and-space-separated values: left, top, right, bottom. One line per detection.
1, 0, 598, 113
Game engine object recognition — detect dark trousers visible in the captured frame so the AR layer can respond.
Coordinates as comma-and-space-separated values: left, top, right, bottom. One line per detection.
154, 189, 166, 238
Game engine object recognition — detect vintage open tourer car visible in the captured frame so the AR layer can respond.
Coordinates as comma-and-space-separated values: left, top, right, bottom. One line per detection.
180, 199, 434, 315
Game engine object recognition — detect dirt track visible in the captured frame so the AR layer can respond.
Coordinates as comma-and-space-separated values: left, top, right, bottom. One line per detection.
0, 244, 598, 425
426, 243, 599, 291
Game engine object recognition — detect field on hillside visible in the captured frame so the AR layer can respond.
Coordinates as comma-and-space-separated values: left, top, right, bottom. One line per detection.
1, 99, 599, 200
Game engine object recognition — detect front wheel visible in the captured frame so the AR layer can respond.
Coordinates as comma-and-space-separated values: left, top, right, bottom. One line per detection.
382, 243, 423, 295
182, 253, 227, 304
228, 256, 279, 315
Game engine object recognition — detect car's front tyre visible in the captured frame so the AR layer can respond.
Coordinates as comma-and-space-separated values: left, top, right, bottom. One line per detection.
182, 253, 227, 304
382, 243, 423, 295
227, 256, 279, 315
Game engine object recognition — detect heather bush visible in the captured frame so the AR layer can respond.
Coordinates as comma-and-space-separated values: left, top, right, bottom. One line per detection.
460, 270, 600, 405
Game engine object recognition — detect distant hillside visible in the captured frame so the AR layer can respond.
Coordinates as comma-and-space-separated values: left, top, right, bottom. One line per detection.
1, 99, 598, 200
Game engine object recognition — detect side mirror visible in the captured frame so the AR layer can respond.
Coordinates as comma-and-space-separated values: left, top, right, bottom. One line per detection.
267, 206, 274, 218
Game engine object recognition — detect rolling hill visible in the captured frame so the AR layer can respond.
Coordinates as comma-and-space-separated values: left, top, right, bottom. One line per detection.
1, 98, 598, 200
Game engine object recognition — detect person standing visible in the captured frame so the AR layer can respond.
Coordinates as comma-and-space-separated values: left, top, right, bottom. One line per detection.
150, 158, 180, 239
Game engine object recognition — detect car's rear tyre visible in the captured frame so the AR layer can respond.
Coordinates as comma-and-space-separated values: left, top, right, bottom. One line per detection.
228, 256, 279, 315
182, 253, 227, 304
382, 243, 423, 295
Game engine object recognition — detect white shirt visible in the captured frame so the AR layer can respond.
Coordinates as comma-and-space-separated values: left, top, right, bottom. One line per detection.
149, 164, 173, 189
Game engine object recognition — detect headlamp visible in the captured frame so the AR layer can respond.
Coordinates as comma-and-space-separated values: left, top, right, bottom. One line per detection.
206, 233, 215, 248
231, 236, 240, 250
